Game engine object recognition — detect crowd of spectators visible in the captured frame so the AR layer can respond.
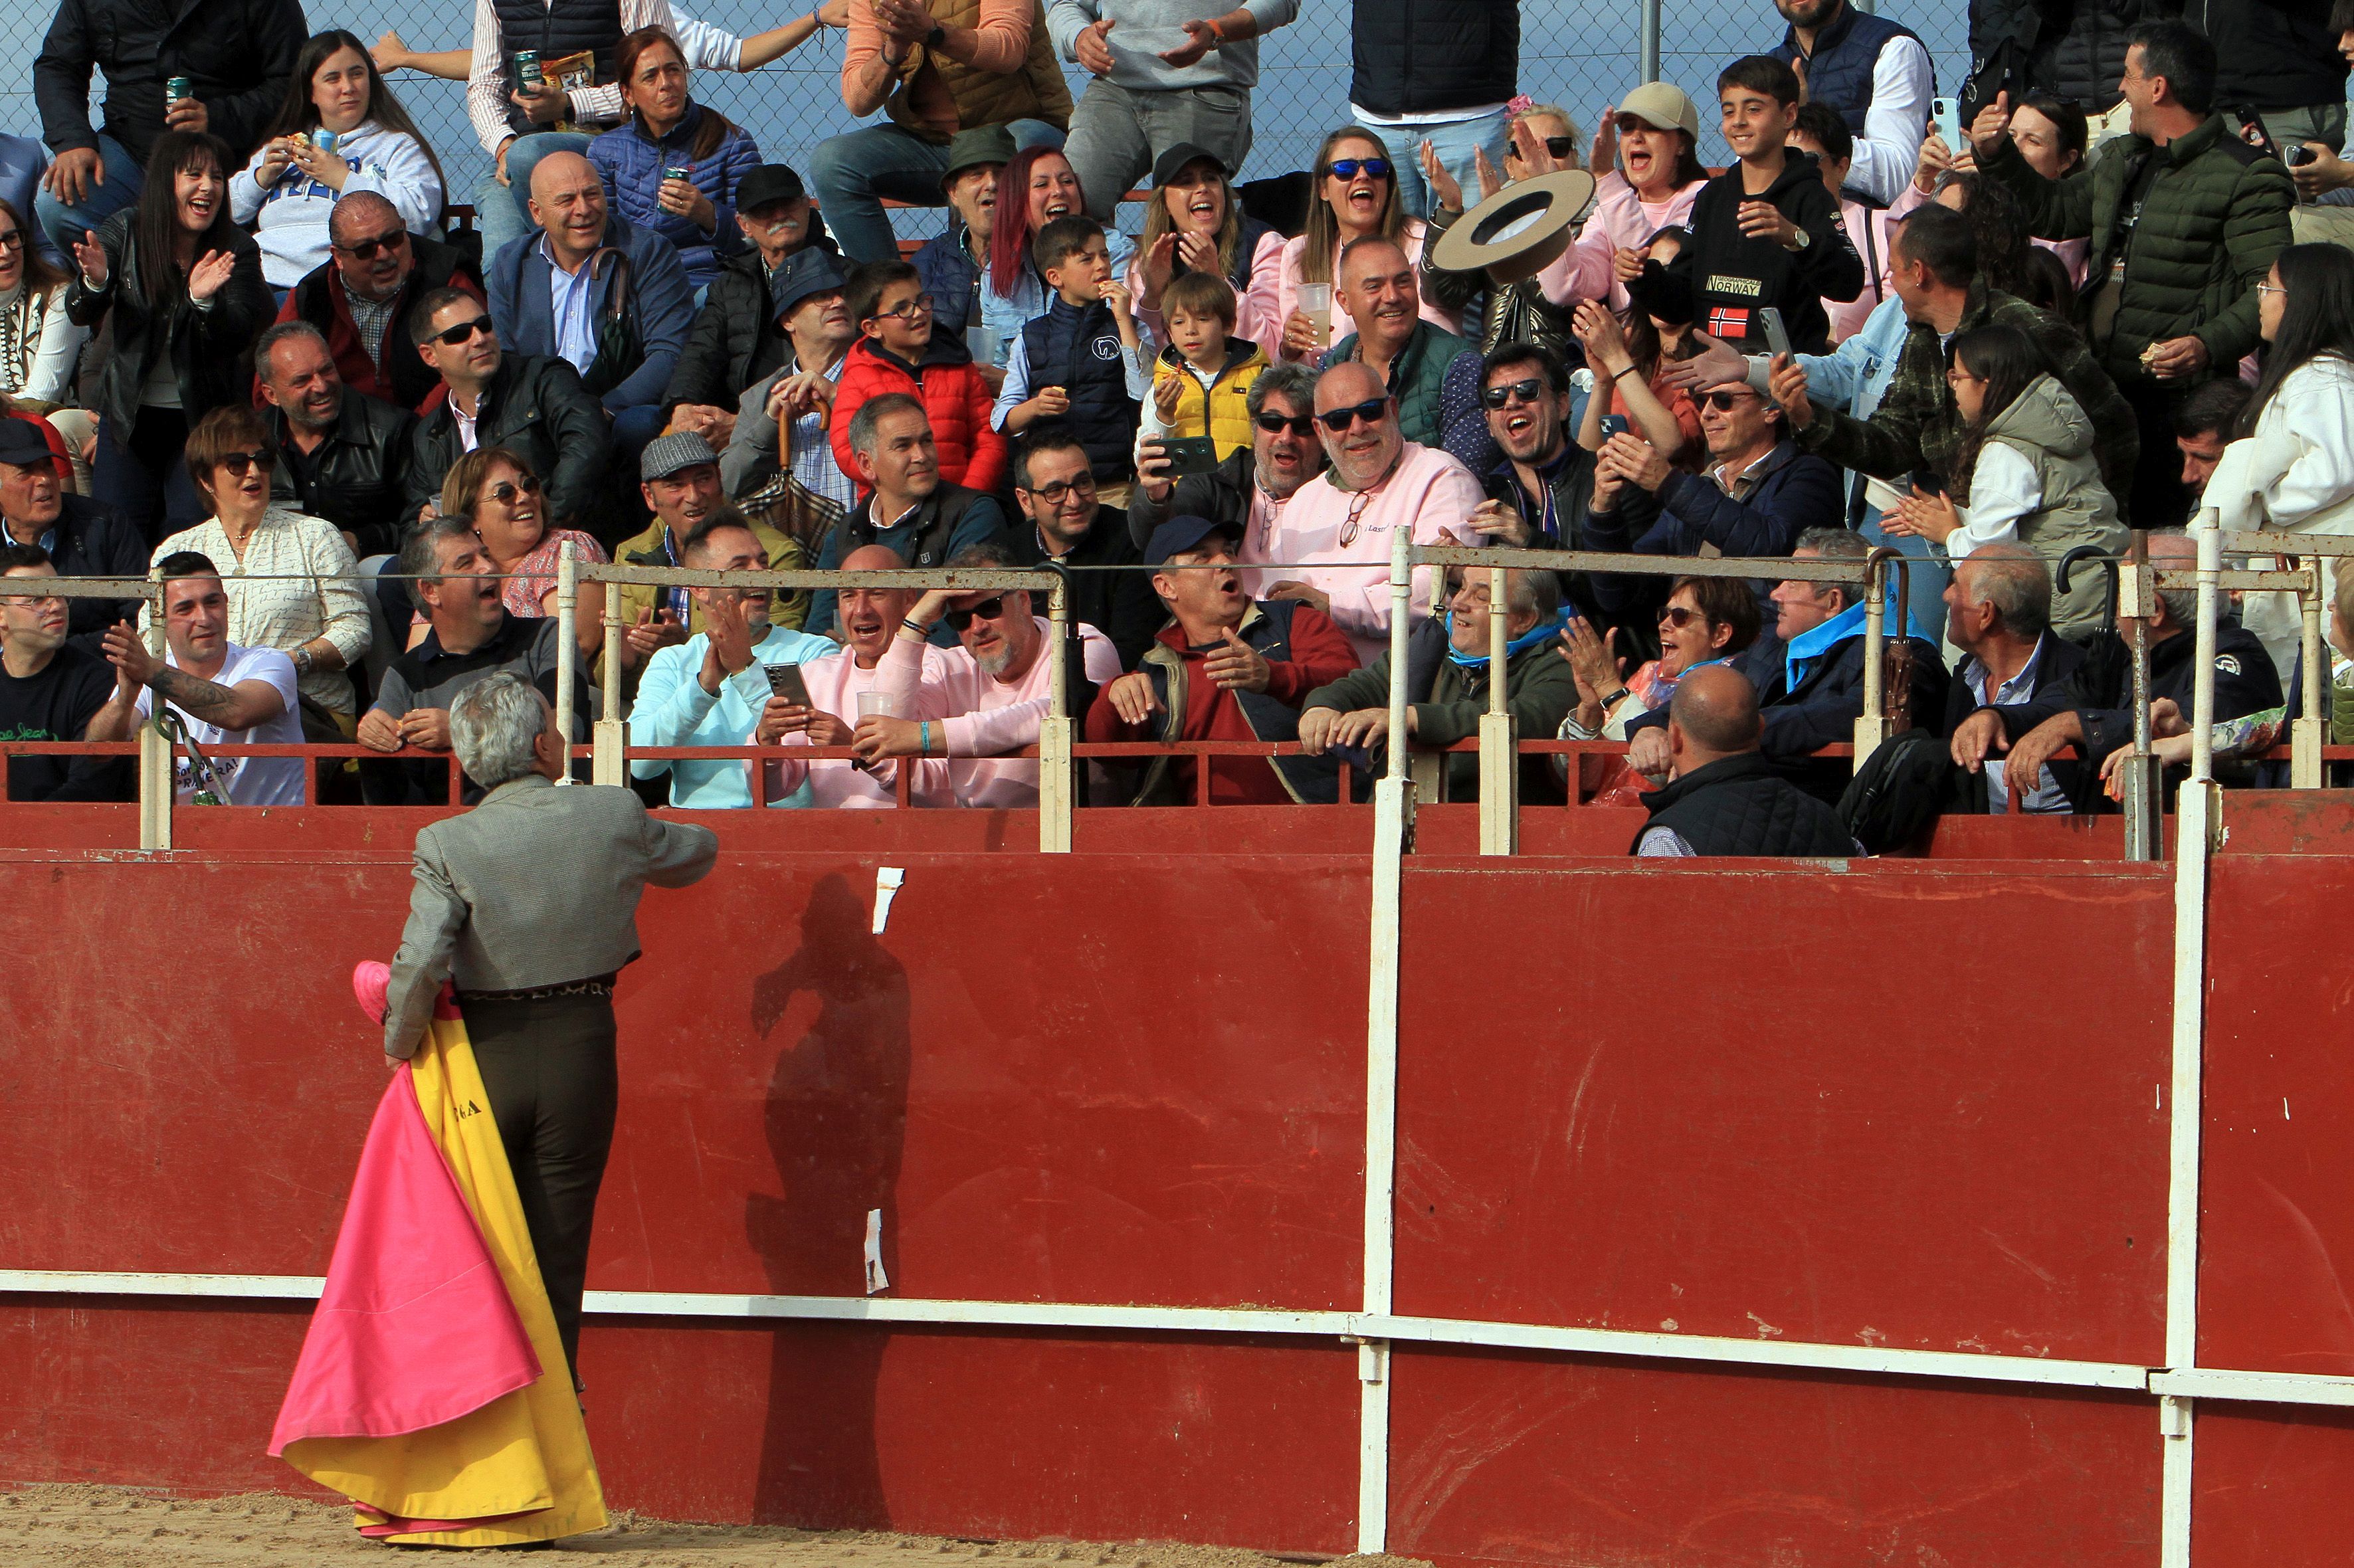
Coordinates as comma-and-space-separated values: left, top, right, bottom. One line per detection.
0, 0, 2347, 849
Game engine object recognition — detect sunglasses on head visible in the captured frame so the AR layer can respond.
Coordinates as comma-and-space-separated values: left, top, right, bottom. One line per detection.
1254, 412, 1316, 437
1021, 473, 1095, 504
487, 474, 542, 504
1658, 605, 1705, 629
1480, 377, 1548, 409
432, 314, 494, 347
1316, 397, 1391, 433
335, 227, 409, 261
1702, 389, 1754, 411
217, 448, 276, 478
945, 594, 1012, 631
1327, 157, 1393, 181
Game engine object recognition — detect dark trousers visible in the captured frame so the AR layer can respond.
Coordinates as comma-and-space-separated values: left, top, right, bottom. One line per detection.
2119, 373, 2192, 530
92, 409, 204, 547
461, 991, 619, 1384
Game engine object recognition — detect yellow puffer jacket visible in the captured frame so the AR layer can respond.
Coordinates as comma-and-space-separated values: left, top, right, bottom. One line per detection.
1153, 340, 1268, 460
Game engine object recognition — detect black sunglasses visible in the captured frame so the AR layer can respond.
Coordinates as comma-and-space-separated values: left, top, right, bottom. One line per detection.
432, 314, 494, 347
487, 474, 542, 504
1254, 412, 1316, 437
1658, 605, 1703, 629
1702, 389, 1753, 411
1327, 157, 1393, 181
1480, 378, 1548, 409
335, 227, 409, 261
217, 448, 276, 477
945, 594, 1012, 631
1316, 397, 1391, 433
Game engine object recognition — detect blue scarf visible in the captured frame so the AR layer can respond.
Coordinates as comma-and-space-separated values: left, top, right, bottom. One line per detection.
1444, 608, 1567, 668
1784, 595, 1934, 690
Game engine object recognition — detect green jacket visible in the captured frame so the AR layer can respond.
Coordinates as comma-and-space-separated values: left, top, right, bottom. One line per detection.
615, 514, 810, 634
1323, 320, 1470, 450
1304, 618, 1577, 803
1982, 113, 2293, 381
1796, 281, 2141, 518
1974, 373, 2129, 641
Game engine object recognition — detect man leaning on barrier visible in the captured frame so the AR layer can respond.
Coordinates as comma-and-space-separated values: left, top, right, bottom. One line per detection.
627, 515, 834, 809
358, 516, 593, 805
1085, 514, 1357, 805
1631, 665, 1858, 857
1298, 565, 1578, 803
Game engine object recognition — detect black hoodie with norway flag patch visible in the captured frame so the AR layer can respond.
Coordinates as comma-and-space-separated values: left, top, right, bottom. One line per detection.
1662, 149, 1865, 355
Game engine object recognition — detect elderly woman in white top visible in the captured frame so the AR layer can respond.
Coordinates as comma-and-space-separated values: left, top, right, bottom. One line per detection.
149, 405, 371, 720
2197, 243, 2354, 683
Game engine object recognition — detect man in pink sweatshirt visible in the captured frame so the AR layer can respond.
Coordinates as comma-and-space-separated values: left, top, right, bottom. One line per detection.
751, 543, 957, 808
850, 540, 1124, 807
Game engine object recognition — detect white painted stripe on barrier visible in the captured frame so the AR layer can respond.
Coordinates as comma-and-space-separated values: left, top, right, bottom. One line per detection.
17, 1270, 2354, 1408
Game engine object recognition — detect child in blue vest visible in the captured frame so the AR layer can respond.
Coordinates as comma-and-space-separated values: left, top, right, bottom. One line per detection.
991, 217, 1151, 505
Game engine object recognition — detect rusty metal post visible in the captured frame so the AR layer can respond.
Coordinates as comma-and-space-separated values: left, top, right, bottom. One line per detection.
2294, 553, 2325, 789
2121, 532, 2159, 860
1038, 577, 1073, 852
1478, 563, 1516, 855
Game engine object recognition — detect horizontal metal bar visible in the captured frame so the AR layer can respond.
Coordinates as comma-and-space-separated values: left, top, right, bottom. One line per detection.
1413, 543, 1870, 583
2221, 532, 2354, 559
0, 577, 159, 600
579, 564, 1058, 591
2154, 568, 2309, 591
11, 1269, 2340, 1403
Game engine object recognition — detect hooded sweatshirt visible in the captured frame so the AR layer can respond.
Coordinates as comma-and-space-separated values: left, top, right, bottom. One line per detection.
1954, 371, 2127, 642
231, 122, 444, 288
1664, 149, 1864, 354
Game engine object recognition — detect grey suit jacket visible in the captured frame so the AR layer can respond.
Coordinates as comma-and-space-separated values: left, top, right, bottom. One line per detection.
383, 775, 720, 1056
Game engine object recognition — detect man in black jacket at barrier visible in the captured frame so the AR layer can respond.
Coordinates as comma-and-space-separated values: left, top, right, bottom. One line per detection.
405, 288, 608, 533
0, 421, 144, 650
258, 322, 418, 562
1129, 361, 1326, 545
1632, 664, 1857, 856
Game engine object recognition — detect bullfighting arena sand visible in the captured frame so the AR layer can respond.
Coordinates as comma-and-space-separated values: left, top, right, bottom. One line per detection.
0, 1486, 1432, 1567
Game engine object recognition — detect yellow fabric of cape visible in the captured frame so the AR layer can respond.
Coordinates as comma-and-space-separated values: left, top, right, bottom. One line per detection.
284, 1015, 609, 1545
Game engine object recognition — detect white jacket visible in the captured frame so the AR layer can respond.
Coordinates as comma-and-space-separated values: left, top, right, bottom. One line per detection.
2199, 356, 2354, 680
231, 122, 444, 288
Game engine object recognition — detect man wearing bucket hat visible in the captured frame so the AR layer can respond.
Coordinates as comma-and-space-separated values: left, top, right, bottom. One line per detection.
718, 248, 862, 515
914, 126, 1015, 359
1048, 0, 1299, 223
666, 163, 838, 448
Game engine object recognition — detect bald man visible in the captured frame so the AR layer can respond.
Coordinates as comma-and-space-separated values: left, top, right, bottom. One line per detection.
486, 148, 695, 462
1320, 235, 1470, 448
1631, 665, 1858, 856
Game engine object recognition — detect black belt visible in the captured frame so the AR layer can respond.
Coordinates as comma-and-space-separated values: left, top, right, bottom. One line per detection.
457, 973, 617, 1003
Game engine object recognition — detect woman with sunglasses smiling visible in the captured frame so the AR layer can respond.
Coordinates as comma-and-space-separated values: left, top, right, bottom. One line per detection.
234, 30, 444, 290
435, 446, 609, 658
1276, 128, 1460, 362
147, 405, 371, 728
0, 197, 86, 409
67, 131, 274, 542
1557, 573, 1762, 743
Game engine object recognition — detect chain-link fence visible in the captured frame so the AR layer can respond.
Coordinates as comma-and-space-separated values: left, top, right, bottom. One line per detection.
0, 0, 1971, 239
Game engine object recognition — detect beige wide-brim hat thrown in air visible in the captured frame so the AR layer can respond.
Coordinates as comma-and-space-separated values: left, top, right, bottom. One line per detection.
1428, 169, 1599, 287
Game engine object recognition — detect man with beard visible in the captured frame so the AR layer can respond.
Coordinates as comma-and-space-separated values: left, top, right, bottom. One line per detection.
1004, 425, 1160, 670
256, 321, 418, 561
1129, 359, 1327, 559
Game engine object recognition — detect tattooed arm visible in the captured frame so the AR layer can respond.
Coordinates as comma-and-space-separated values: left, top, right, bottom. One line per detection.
100, 621, 288, 731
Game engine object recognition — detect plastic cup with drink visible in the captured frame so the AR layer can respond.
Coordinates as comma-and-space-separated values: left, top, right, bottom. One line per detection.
1298, 282, 1333, 349
854, 690, 898, 777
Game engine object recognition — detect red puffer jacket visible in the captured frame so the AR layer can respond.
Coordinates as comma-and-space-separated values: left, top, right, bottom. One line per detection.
829, 336, 1009, 498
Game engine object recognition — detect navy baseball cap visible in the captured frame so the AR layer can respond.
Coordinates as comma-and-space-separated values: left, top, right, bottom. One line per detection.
771, 247, 847, 322
1145, 514, 1242, 567
0, 419, 54, 468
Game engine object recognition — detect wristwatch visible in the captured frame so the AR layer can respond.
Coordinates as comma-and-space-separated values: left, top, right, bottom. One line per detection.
1600, 686, 1631, 710
291, 645, 314, 674
924, 22, 946, 48
1787, 227, 1812, 252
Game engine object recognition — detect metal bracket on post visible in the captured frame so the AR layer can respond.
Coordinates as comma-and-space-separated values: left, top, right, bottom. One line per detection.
2294, 554, 2325, 789
1478, 563, 1516, 856
591, 559, 627, 786
1038, 579, 1073, 853
2119, 538, 2160, 860
136, 567, 170, 850
553, 540, 578, 785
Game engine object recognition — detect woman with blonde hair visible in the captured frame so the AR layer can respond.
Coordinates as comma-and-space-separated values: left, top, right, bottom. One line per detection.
1274, 127, 1458, 361
439, 446, 609, 658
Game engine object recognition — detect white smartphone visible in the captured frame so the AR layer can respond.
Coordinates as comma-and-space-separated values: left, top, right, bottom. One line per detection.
1932, 96, 1963, 150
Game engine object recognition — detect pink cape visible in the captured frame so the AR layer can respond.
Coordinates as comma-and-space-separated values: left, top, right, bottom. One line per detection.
268, 967, 539, 1454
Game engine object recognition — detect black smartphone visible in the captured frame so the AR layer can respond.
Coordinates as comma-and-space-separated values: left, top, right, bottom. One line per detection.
2230, 106, 2283, 162
2289, 144, 2320, 167
764, 664, 813, 707
1161, 436, 1222, 477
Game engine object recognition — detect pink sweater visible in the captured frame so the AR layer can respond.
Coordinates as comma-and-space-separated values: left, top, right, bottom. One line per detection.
753, 642, 958, 809
1276, 221, 1462, 351
1826, 184, 1928, 343
1260, 441, 1486, 666
872, 619, 1122, 807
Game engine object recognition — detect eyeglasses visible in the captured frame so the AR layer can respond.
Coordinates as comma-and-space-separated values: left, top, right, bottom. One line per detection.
2256, 281, 2286, 297
1480, 378, 1548, 409
1658, 605, 1705, 629
945, 595, 1012, 631
431, 314, 494, 347
217, 448, 276, 477
1316, 397, 1391, 433
0, 230, 23, 254
486, 474, 542, 504
870, 292, 935, 322
1702, 389, 1754, 411
1020, 473, 1095, 504
1326, 157, 1393, 181
334, 227, 409, 261
1254, 412, 1316, 437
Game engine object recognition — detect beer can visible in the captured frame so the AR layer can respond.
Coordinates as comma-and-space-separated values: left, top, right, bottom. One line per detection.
311, 130, 338, 155
515, 50, 542, 88
665, 165, 691, 183
165, 76, 192, 102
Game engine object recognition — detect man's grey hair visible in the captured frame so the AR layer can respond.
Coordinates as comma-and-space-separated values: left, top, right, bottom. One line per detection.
848, 391, 927, 458
1795, 527, 1870, 609
1476, 565, 1557, 619
448, 673, 545, 791
1246, 361, 1317, 420
2147, 528, 2199, 627
399, 514, 482, 614
1956, 541, 2051, 638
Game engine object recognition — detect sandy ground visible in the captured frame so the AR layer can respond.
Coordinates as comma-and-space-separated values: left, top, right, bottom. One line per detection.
0, 1486, 1432, 1568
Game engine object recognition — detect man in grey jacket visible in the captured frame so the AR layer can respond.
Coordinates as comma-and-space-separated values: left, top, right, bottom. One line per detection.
1049, 0, 1298, 221
383, 672, 719, 1381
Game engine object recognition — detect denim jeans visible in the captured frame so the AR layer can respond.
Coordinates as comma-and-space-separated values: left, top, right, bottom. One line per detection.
33, 134, 145, 255
1356, 108, 1513, 221
472, 132, 593, 260
809, 120, 1065, 266
1063, 80, 1253, 223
